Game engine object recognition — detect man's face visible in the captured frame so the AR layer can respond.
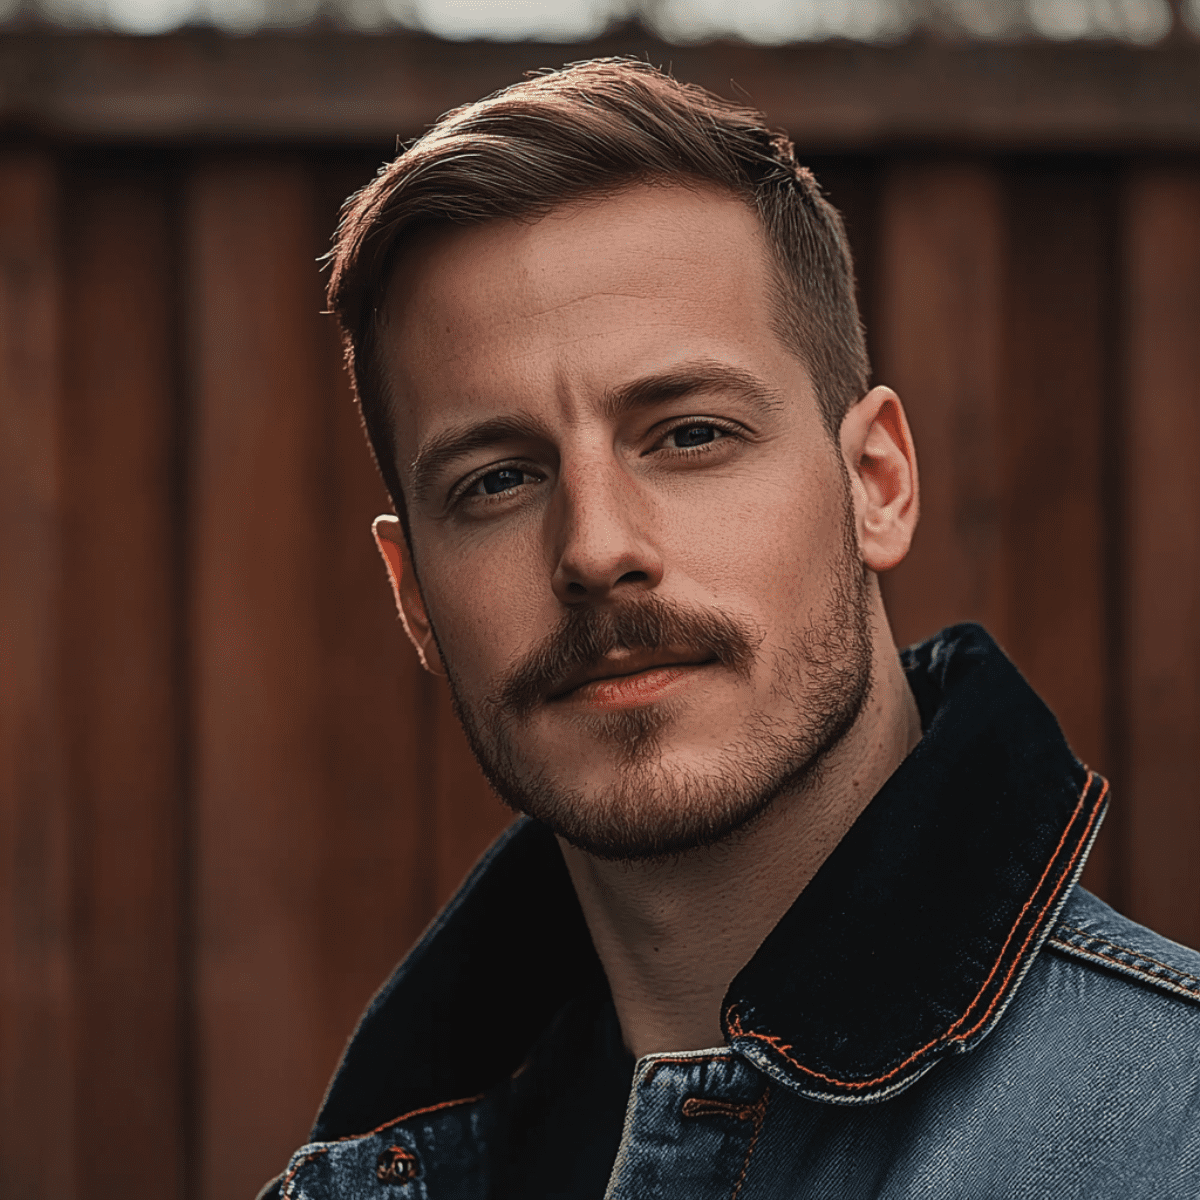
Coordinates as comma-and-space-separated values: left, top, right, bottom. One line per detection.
380, 183, 873, 860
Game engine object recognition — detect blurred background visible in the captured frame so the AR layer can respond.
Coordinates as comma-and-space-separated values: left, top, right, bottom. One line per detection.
1, 2, 1198, 1197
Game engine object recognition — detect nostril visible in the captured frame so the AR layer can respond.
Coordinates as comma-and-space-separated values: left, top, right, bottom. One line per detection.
566, 581, 588, 595
617, 570, 648, 583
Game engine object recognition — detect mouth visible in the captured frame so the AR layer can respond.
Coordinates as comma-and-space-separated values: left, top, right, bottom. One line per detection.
547, 650, 719, 709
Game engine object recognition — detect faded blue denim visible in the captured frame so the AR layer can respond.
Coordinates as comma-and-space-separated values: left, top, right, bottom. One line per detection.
260, 626, 1200, 1199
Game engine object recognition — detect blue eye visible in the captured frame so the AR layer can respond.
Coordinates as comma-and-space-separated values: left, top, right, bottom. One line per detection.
478, 467, 525, 495
671, 424, 719, 448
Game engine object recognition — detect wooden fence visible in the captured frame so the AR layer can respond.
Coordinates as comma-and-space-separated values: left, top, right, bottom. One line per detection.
1, 31, 1198, 1200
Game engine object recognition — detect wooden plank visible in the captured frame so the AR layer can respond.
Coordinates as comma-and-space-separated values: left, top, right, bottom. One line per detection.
1124, 164, 1200, 950
311, 157, 442, 1056
0, 35, 1199, 149
0, 152, 73, 1200
1000, 163, 1118, 903
875, 161, 1006, 649
188, 156, 332, 1200
60, 163, 186, 1200
803, 157, 882, 370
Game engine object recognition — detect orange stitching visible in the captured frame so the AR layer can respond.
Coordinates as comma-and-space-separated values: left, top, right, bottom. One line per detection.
1048, 936, 1200, 997
312, 1091, 486, 1151
946, 775, 1106, 1037
681, 1096, 757, 1121
375, 1145, 420, 1185
281, 1150, 328, 1198
729, 1086, 770, 1200
1053, 926, 1200, 987
728, 772, 1107, 1092
942, 772, 1103, 1038
278, 1092, 485, 1193
350, 1092, 486, 1141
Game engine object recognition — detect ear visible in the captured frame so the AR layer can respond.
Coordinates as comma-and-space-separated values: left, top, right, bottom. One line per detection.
372, 515, 445, 676
839, 386, 919, 573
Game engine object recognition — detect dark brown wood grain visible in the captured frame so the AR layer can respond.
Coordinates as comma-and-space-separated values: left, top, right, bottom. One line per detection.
0, 150, 72, 1200
0, 35, 1198, 150
61, 163, 187, 1200
1000, 163, 1118, 903
1123, 163, 1200, 950
875, 160, 1007, 649
187, 156, 333, 1200
312, 159, 443, 1074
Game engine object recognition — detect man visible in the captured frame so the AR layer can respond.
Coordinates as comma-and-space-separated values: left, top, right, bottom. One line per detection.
260, 60, 1199, 1199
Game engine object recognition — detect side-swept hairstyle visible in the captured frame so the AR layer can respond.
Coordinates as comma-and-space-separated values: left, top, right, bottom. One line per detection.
327, 57, 870, 521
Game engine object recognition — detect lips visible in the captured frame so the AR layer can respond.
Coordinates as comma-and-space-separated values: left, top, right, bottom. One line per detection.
547, 649, 717, 703
491, 596, 758, 719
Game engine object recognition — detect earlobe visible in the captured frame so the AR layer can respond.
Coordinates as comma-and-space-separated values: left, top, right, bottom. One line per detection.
840, 387, 920, 574
371, 515, 446, 676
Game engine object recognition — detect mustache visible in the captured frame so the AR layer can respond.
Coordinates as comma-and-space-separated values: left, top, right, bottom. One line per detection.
490, 594, 760, 718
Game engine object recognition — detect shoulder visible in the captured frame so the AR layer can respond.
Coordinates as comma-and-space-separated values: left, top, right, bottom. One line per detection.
949, 885, 1200, 1175
1044, 886, 1200, 1009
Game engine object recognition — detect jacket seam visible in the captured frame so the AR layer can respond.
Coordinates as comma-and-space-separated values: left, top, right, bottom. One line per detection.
280, 1092, 485, 1194
728, 770, 1106, 1091
642, 1053, 732, 1088
357, 1092, 485, 1139
1046, 933, 1200, 1002
1052, 923, 1200, 987
281, 1150, 328, 1198
729, 1086, 770, 1200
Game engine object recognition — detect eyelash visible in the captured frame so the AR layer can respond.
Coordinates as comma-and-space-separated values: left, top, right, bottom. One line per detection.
454, 464, 543, 507
655, 418, 742, 455
450, 418, 743, 509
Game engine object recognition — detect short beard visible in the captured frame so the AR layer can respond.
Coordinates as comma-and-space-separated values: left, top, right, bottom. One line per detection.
438, 500, 874, 863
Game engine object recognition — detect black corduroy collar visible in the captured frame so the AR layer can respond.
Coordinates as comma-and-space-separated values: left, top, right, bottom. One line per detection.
724, 623, 1108, 1102
313, 624, 1107, 1140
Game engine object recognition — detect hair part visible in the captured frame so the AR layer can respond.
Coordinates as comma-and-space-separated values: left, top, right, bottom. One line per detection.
326, 57, 871, 529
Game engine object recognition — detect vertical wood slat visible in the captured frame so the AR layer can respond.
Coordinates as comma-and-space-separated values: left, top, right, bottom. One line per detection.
189, 158, 332, 1200
0, 152, 73, 1200
875, 161, 1006, 647
874, 159, 1120, 906
1124, 165, 1200, 950
807, 158, 882, 370
1001, 165, 1117, 901
61, 167, 186, 1200
312, 171, 441, 1069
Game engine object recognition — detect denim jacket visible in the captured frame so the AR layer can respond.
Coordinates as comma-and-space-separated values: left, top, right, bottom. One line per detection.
260, 625, 1200, 1198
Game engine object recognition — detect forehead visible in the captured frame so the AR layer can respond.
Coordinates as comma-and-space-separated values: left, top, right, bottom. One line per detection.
379, 183, 801, 462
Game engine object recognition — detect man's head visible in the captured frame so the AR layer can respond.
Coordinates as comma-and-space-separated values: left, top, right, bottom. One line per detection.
328, 61, 919, 861
329, 57, 869, 522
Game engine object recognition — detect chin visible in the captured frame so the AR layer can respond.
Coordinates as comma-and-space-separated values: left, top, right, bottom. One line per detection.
477, 681, 868, 862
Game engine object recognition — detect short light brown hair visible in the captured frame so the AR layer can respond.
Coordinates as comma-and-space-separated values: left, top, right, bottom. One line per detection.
327, 57, 870, 523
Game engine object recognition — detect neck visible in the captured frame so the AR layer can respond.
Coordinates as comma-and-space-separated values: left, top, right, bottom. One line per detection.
558, 620, 921, 1060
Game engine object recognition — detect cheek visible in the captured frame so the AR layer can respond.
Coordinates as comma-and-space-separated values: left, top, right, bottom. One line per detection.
420, 547, 546, 687
669, 470, 840, 603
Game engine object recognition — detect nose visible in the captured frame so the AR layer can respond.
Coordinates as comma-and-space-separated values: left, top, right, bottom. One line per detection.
549, 459, 664, 604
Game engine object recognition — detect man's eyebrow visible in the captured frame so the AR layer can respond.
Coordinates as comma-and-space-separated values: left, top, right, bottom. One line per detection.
408, 363, 784, 504
409, 412, 548, 505
598, 361, 787, 421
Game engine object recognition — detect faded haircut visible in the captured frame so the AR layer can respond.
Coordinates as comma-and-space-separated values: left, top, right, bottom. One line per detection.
326, 57, 870, 527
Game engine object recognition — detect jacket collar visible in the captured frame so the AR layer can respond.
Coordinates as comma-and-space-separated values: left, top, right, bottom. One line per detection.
724, 624, 1107, 1101
313, 624, 1108, 1139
